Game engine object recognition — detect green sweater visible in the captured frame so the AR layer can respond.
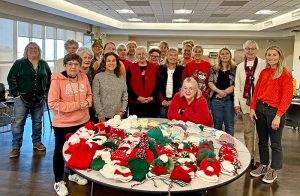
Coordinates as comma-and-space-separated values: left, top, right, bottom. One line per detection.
7, 58, 52, 107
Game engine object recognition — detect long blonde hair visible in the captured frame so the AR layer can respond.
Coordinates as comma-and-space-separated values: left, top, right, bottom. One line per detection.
215, 48, 236, 72
265, 46, 286, 79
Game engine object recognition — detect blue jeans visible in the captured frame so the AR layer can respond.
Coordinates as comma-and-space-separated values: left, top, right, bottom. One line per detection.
211, 96, 235, 136
159, 105, 169, 119
255, 101, 285, 170
12, 98, 44, 149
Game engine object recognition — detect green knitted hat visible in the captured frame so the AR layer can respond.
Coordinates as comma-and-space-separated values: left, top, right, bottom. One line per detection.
197, 148, 216, 165
147, 127, 168, 145
103, 141, 118, 151
89, 158, 105, 171
198, 140, 214, 151
151, 155, 174, 172
127, 158, 150, 182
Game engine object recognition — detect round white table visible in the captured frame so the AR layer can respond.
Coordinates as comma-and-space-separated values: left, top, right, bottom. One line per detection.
63, 120, 251, 195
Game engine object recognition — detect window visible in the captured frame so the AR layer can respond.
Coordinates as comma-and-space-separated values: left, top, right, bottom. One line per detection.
17, 37, 30, 59
0, 18, 14, 61
32, 24, 43, 38
83, 34, 92, 48
46, 26, 55, 39
57, 28, 64, 40
56, 40, 65, 59
45, 39, 55, 61
18, 21, 29, 37
66, 30, 75, 40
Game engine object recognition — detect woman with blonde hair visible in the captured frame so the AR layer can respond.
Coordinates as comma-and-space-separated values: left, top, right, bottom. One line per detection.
208, 48, 236, 135
158, 48, 183, 118
249, 46, 293, 184
168, 77, 212, 126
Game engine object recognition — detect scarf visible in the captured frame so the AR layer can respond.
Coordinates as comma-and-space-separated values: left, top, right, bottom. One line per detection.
243, 57, 258, 103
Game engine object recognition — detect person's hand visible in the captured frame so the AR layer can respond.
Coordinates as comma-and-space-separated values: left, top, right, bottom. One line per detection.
137, 96, 147, 103
146, 97, 154, 103
167, 100, 172, 106
80, 100, 89, 109
216, 94, 223, 99
99, 117, 106, 123
249, 109, 257, 122
218, 90, 227, 98
118, 111, 125, 118
272, 115, 281, 130
234, 106, 240, 114
162, 100, 168, 107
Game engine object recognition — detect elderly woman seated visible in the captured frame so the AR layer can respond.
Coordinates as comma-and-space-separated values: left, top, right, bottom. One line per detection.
168, 77, 213, 126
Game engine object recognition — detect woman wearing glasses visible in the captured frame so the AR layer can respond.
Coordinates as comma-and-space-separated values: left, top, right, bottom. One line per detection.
168, 77, 213, 126
48, 53, 92, 196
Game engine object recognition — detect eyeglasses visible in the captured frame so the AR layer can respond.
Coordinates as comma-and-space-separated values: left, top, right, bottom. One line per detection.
66, 62, 80, 66
245, 48, 257, 51
183, 87, 195, 92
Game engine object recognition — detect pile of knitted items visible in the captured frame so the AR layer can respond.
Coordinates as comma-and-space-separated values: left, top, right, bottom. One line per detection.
196, 157, 221, 183
218, 143, 241, 176
127, 133, 159, 182
169, 126, 185, 144
146, 154, 174, 179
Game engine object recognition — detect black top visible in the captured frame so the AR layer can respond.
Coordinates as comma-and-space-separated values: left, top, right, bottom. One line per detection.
216, 70, 230, 90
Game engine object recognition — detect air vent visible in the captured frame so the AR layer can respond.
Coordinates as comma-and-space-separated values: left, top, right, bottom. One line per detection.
264, 20, 273, 27
292, 10, 300, 19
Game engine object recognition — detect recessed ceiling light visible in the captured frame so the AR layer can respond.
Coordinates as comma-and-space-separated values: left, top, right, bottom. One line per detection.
238, 19, 256, 23
255, 9, 277, 15
127, 18, 143, 22
172, 19, 190, 23
173, 9, 193, 14
116, 9, 134, 14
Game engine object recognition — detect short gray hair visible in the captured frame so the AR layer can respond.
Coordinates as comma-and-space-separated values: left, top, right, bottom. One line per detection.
180, 77, 201, 99
243, 40, 259, 50
23, 42, 41, 60
76, 47, 94, 59
192, 45, 203, 53
135, 46, 147, 55
64, 39, 79, 50
117, 43, 126, 52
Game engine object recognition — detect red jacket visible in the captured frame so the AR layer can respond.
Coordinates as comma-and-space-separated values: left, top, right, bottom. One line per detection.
129, 61, 157, 98
168, 92, 213, 126
120, 59, 132, 72
250, 67, 293, 116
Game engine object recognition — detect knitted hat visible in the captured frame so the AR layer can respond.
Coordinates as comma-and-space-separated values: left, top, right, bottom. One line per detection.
93, 150, 111, 163
64, 138, 86, 154
218, 134, 236, 146
170, 165, 193, 183
84, 121, 99, 133
147, 127, 168, 145
196, 148, 216, 165
66, 143, 97, 170
113, 165, 133, 182
198, 140, 214, 152
151, 154, 174, 174
127, 158, 149, 182
89, 158, 105, 171
218, 143, 237, 158
176, 151, 196, 165
111, 149, 128, 162
196, 157, 220, 183
103, 141, 118, 151
219, 154, 241, 176
105, 115, 121, 127
100, 160, 120, 179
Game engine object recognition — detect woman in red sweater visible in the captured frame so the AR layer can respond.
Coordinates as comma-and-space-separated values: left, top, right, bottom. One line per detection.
249, 46, 293, 184
168, 77, 213, 126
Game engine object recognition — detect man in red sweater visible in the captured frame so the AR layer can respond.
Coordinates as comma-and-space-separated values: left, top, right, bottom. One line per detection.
182, 45, 211, 99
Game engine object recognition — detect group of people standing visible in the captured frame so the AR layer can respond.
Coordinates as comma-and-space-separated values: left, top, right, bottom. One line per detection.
7, 38, 292, 196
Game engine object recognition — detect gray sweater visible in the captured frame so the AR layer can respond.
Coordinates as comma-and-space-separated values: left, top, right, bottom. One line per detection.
92, 71, 128, 119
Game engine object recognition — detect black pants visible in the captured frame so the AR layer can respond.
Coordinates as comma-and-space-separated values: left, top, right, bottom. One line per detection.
255, 101, 285, 170
53, 122, 86, 182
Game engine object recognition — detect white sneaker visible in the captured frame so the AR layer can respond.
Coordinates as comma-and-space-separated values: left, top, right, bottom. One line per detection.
68, 174, 88, 185
54, 181, 69, 196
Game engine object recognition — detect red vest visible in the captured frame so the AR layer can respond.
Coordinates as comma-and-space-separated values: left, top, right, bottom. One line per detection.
130, 61, 157, 97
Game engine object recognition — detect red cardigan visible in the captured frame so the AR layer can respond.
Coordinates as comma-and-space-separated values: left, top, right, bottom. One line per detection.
120, 59, 132, 72
168, 92, 213, 126
250, 67, 293, 116
129, 61, 157, 97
